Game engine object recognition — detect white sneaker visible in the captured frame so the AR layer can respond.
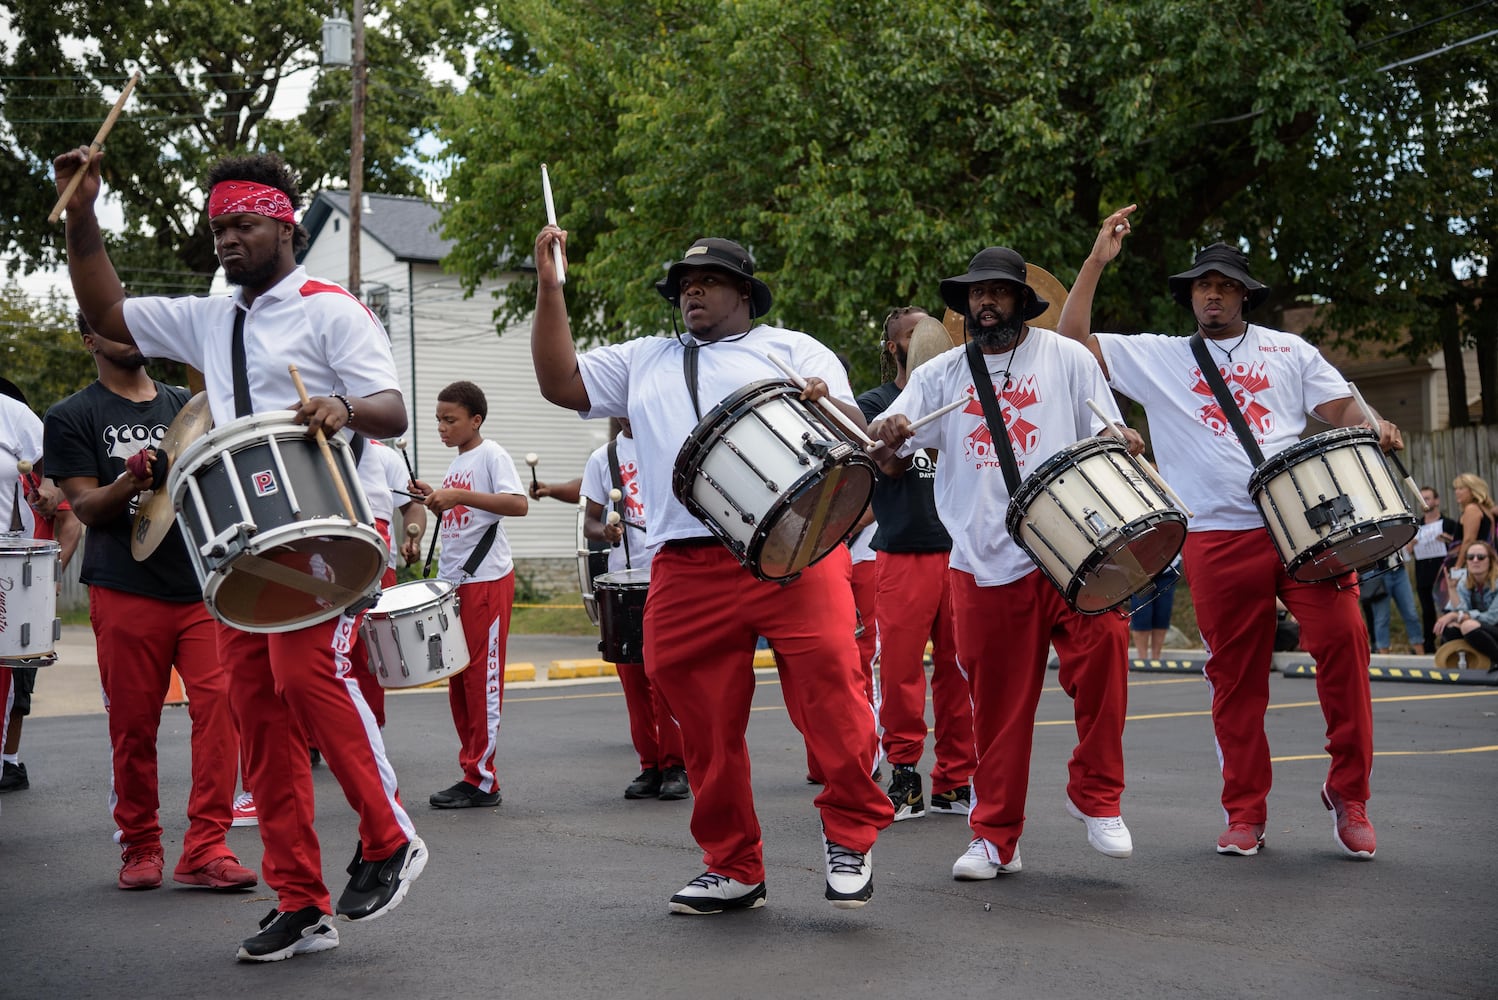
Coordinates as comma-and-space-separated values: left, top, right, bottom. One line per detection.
823, 832, 873, 909
1066, 796, 1133, 858
231, 792, 257, 828
668, 872, 768, 914
952, 837, 1021, 880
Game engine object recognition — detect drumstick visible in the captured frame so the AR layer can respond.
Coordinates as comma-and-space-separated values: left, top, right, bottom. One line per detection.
288, 365, 360, 524
878, 395, 972, 450
49, 69, 142, 223
525, 452, 540, 493
609, 487, 633, 567
423, 522, 440, 577
1347, 383, 1427, 511
406, 523, 422, 538
1084, 398, 1195, 518
767, 353, 878, 448
395, 437, 418, 483
541, 164, 566, 285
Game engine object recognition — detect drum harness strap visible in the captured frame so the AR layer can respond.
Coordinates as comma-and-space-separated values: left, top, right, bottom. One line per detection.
1188, 333, 1266, 468
607, 436, 635, 569
963, 340, 1023, 495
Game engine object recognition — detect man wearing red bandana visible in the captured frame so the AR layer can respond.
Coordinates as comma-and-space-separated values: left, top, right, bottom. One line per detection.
53, 146, 426, 963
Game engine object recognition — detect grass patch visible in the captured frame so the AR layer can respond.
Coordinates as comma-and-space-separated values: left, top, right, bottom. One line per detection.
510, 593, 598, 636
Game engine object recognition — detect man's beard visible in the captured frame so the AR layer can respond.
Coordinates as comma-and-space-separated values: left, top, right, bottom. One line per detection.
224, 244, 283, 288
969, 309, 1024, 351
117, 350, 149, 370
893, 344, 908, 371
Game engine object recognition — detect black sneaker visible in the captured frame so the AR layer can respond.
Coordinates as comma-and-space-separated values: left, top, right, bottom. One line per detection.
625, 767, 662, 799
658, 766, 691, 801
236, 906, 339, 962
335, 836, 429, 921
929, 785, 972, 816
429, 780, 502, 809
886, 765, 925, 821
0, 761, 28, 792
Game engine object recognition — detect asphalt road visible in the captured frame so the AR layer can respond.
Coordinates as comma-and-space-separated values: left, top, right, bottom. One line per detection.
2, 636, 1495, 999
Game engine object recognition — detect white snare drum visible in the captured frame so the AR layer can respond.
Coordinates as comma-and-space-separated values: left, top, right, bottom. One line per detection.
673, 380, 875, 581
1006, 437, 1187, 614
0, 537, 60, 666
576, 499, 611, 626
595, 567, 649, 664
359, 579, 469, 689
168, 412, 387, 632
1250, 427, 1417, 582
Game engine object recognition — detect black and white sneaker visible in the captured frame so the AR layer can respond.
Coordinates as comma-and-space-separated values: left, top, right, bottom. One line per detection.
335, 836, 429, 921
823, 833, 873, 909
929, 785, 972, 816
887, 765, 925, 821
236, 907, 339, 962
668, 872, 768, 914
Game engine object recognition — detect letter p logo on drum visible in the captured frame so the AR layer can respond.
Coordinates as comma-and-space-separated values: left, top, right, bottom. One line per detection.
251, 469, 279, 497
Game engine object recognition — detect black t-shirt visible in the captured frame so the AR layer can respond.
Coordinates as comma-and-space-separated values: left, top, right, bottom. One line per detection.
857, 381, 951, 553
43, 380, 202, 601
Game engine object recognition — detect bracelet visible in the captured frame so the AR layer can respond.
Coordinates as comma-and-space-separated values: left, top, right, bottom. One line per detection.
331, 393, 355, 426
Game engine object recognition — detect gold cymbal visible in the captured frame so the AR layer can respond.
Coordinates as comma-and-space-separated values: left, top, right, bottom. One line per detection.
130, 392, 211, 561
907, 315, 960, 375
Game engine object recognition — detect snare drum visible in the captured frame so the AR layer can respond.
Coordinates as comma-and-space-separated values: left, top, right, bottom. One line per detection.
595, 568, 649, 664
576, 499, 611, 626
1249, 427, 1417, 582
359, 579, 469, 688
1006, 437, 1186, 614
673, 380, 875, 581
169, 412, 387, 632
0, 537, 61, 666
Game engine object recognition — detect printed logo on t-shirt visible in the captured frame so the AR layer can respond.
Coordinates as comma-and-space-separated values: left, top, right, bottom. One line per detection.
960, 374, 1041, 470
251, 469, 278, 497
1190, 360, 1275, 441
102, 421, 169, 460
440, 469, 475, 538
619, 460, 645, 527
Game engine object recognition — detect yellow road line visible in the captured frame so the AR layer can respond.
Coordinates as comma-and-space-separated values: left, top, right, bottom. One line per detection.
1272, 744, 1498, 762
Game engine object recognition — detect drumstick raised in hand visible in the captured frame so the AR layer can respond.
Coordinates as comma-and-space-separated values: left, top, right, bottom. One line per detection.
541, 165, 566, 284
49, 69, 142, 223
288, 364, 360, 524
395, 437, 418, 483
1085, 399, 1194, 518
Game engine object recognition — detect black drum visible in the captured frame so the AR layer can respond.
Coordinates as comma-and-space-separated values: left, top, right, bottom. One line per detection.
595, 568, 649, 664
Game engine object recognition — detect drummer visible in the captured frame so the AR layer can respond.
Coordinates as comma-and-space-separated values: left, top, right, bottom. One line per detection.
1057, 207, 1401, 860
54, 146, 426, 962
531, 228, 891, 914
43, 311, 254, 892
579, 419, 689, 801
869, 247, 1140, 880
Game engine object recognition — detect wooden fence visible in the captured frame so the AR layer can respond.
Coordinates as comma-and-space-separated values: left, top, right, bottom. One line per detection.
1397, 425, 1498, 499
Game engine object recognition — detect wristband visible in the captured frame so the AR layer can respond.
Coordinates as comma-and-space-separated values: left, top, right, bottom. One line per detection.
331, 393, 355, 426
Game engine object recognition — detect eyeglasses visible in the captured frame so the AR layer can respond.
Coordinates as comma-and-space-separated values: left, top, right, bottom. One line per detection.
1468, 554, 1489, 562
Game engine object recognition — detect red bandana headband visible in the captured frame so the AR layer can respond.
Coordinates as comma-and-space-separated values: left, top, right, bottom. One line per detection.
207, 180, 296, 223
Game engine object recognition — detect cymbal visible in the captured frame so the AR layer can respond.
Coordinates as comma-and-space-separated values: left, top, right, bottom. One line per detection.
907, 315, 960, 375
130, 392, 211, 561
940, 264, 1072, 339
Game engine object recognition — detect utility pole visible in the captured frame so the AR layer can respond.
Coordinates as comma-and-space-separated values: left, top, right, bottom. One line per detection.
348, 0, 365, 295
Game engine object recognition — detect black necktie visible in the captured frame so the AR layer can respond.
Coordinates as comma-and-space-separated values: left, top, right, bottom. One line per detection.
230, 307, 252, 417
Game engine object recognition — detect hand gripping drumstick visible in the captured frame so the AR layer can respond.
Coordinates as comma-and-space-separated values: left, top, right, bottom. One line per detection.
288, 365, 360, 524
1347, 383, 1427, 511
609, 487, 633, 568
541, 164, 566, 285
49, 69, 142, 223
1085, 398, 1195, 518
525, 452, 540, 493
767, 354, 879, 449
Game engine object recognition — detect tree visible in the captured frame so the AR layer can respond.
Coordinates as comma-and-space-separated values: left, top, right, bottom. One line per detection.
1, 0, 479, 292
0, 282, 93, 410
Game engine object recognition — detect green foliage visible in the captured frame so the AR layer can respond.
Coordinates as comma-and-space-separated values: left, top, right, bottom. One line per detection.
0, 282, 94, 411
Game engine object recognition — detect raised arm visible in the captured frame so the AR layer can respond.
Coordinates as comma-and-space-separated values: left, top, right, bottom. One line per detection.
53, 146, 133, 346
1056, 204, 1137, 381
531, 224, 591, 411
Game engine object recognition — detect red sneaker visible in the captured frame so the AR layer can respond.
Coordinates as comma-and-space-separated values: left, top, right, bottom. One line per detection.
119, 845, 164, 890
1215, 822, 1266, 856
1321, 784, 1376, 859
174, 855, 259, 889
231, 791, 257, 828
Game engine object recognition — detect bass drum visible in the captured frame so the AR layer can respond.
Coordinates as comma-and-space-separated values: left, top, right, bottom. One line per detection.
576, 499, 611, 626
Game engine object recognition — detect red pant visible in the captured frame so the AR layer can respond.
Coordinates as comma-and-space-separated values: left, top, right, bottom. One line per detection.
220, 614, 415, 913
348, 567, 398, 728
616, 662, 684, 770
90, 588, 237, 869
851, 559, 878, 699
950, 568, 1129, 863
876, 551, 975, 792
1183, 529, 1373, 824
449, 574, 514, 792
645, 544, 891, 885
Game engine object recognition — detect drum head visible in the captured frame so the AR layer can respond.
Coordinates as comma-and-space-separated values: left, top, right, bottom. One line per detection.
1071, 515, 1187, 614
369, 578, 455, 616
596, 567, 651, 590
1288, 521, 1417, 583
208, 527, 386, 631
0, 537, 59, 555
754, 460, 875, 580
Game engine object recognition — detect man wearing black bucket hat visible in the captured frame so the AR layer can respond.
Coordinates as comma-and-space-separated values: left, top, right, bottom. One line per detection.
1058, 205, 1402, 861
531, 225, 891, 914
869, 245, 1140, 880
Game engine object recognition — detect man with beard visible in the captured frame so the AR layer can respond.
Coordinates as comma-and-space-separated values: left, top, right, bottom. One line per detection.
856, 307, 975, 821
869, 248, 1139, 880
1058, 207, 1395, 861
43, 311, 254, 893
53, 147, 426, 961
531, 227, 892, 914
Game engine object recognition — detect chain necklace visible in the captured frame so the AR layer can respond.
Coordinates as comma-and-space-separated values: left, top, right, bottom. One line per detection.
1205, 322, 1252, 364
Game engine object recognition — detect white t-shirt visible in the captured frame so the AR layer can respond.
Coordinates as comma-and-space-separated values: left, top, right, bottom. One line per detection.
435, 439, 523, 584
358, 439, 408, 567
123, 265, 400, 429
576, 325, 855, 546
848, 521, 877, 565
0, 395, 43, 535
580, 434, 651, 574
877, 330, 1121, 587
1096, 325, 1349, 530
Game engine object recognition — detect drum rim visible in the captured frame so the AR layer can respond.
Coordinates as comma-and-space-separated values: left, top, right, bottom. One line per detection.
744, 453, 876, 581
595, 567, 652, 587
169, 411, 353, 496
1247, 425, 1382, 490
0, 536, 61, 553
1283, 517, 1418, 582
365, 577, 457, 617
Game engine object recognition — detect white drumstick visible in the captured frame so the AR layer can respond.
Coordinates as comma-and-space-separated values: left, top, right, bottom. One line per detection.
17, 459, 33, 476
541, 164, 566, 285
606, 510, 621, 525
767, 353, 878, 448
1348, 383, 1426, 510
1085, 398, 1194, 518
609, 488, 622, 502
868, 395, 972, 453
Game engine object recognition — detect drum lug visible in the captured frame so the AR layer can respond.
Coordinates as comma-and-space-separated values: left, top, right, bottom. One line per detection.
21, 560, 31, 587
415, 620, 426, 640
52, 618, 61, 641
202, 523, 254, 564
1084, 509, 1110, 537
19, 623, 29, 646
439, 609, 450, 631
427, 634, 444, 674
1304, 494, 1354, 530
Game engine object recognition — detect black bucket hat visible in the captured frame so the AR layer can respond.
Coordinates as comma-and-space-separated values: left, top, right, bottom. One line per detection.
655, 237, 773, 319
939, 247, 1048, 320
1168, 242, 1270, 309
